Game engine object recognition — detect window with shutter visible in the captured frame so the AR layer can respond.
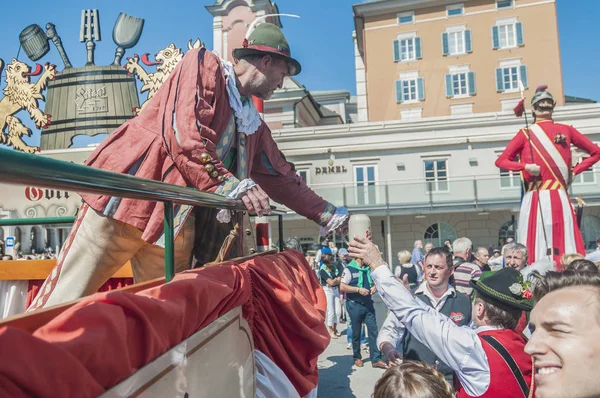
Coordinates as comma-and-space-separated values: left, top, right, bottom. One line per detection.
516, 22, 524, 46
496, 68, 504, 92
442, 33, 449, 56
393, 40, 400, 62
396, 80, 403, 103
418, 77, 425, 101
415, 37, 423, 59
492, 26, 500, 49
445, 74, 453, 97
465, 30, 472, 53
468, 71, 476, 95
519, 65, 528, 88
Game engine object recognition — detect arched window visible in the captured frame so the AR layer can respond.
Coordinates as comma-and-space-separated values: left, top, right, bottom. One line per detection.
581, 215, 600, 251
499, 220, 516, 245
424, 222, 457, 247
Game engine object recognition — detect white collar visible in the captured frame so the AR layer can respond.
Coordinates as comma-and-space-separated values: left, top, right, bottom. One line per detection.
475, 325, 505, 333
415, 282, 455, 302
221, 60, 262, 136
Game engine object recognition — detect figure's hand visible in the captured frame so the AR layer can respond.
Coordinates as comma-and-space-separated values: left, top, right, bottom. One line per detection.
369, 286, 377, 295
124, 54, 140, 75
525, 164, 541, 176
240, 184, 271, 217
348, 236, 385, 270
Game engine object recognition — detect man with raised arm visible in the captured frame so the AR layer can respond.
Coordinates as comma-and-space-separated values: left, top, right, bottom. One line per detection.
350, 237, 534, 398
29, 21, 347, 310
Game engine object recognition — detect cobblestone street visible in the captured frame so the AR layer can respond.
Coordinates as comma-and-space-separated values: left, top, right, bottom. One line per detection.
317, 323, 385, 398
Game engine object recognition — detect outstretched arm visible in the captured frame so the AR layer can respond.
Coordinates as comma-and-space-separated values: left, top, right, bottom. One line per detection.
250, 125, 346, 229
349, 237, 490, 396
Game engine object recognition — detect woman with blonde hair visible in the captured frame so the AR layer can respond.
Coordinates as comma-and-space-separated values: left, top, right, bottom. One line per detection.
394, 250, 421, 288
373, 361, 454, 398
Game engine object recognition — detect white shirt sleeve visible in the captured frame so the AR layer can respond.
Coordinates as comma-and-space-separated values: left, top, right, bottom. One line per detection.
341, 268, 352, 284
377, 312, 405, 350
371, 265, 491, 397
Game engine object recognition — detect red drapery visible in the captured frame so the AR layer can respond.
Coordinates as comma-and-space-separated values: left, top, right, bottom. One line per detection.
0, 250, 327, 397
25, 278, 135, 309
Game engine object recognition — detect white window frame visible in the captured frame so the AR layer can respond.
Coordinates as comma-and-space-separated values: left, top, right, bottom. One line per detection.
499, 58, 522, 93
353, 164, 379, 206
399, 71, 420, 104
496, 18, 518, 49
446, 25, 466, 56
296, 168, 311, 186
499, 169, 520, 189
448, 65, 471, 98
447, 3, 464, 17
496, 0, 514, 9
423, 158, 450, 193
397, 11, 415, 25
572, 156, 596, 185
397, 32, 417, 62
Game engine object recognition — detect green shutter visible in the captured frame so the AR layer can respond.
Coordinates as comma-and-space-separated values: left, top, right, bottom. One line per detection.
442, 33, 449, 56
496, 68, 504, 92
396, 80, 403, 103
492, 26, 500, 49
393, 40, 400, 62
516, 22, 524, 46
445, 74, 453, 97
415, 37, 422, 59
468, 71, 476, 95
519, 65, 528, 88
418, 77, 425, 101
465, 30, 473, 53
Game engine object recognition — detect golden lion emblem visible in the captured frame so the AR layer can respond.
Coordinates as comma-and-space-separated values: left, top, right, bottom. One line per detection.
125, 39, 202, 114
0, 58, 56, 153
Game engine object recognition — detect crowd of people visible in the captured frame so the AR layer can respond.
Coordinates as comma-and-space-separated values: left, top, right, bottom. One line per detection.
313, 235, 600, 397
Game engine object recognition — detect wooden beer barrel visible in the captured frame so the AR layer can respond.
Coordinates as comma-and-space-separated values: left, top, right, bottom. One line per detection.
40, 65, 140, 150
19, 24, 49, 61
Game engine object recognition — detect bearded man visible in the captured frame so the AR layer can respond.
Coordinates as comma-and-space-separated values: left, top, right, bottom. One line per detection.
29, 22, 347, 310
496, 86, 600, 264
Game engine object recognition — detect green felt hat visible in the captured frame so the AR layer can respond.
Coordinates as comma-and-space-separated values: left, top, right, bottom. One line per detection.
470, 267, 533, 311
233, 22, 301, 76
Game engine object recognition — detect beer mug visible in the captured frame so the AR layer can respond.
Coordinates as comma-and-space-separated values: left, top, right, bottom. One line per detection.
348, 214, 372, 242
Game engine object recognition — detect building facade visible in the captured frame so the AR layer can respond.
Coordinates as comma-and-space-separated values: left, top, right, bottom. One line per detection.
2, 0, 599, 267
353, 0, 564, 122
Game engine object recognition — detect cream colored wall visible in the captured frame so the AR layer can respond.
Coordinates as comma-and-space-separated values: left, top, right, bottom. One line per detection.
362, 0, 564, 121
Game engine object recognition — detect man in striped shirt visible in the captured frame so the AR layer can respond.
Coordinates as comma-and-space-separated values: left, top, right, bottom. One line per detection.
453, 237, 482, 298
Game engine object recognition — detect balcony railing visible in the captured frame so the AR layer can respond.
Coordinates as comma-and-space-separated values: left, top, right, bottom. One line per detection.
295, 171, 600, 214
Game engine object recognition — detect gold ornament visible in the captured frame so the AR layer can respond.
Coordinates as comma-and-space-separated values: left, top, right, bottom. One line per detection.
209, 170, 219, 178
205, 164, 215, 173
199, 153, 212, 164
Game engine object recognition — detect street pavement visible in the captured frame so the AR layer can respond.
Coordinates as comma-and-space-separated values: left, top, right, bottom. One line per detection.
317, 322, 386, 398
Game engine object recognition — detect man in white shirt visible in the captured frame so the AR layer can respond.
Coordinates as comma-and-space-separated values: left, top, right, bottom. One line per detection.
349, 236, 534, 397
585, 236, 600, 264
378, 247, 472, 384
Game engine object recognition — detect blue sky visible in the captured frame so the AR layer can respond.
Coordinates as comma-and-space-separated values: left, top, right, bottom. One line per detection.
0, 0, 597, 147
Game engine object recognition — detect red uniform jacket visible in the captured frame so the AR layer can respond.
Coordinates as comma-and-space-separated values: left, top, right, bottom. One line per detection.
457, 329, 534, 398
80, 48, 333, 243
496, 120, 600, 189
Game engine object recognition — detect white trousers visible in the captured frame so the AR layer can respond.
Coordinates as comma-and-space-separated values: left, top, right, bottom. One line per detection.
323, 286, 341, 327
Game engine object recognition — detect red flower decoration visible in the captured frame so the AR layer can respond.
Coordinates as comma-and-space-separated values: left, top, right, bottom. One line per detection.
242, 38, 249, 48
523, 289, 533, 300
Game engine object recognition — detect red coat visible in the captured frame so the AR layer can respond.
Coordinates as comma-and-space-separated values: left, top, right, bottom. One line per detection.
80, 48, 332, 243
496, 120, 600, 188
457, 329, 534, 398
